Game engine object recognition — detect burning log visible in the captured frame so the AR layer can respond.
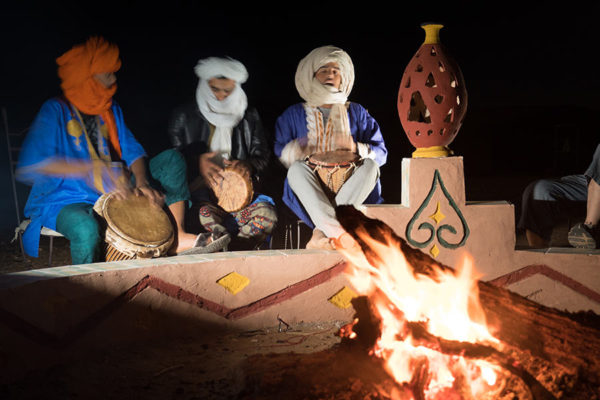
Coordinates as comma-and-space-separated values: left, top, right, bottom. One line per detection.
335, 205, 600, 398
239, 206, 600, 399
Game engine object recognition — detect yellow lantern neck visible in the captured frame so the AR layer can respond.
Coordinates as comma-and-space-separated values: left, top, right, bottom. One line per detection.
412, 145, 453, 158
421, 23, 444, 45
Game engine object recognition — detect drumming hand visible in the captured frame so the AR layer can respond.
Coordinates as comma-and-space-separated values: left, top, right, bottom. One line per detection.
296, 137, 316, 159
223, 159, 251, 180
105, 163, 134, 200
199, 152, 224, 188
134, 184, 165, 207
332, 134, 357, 153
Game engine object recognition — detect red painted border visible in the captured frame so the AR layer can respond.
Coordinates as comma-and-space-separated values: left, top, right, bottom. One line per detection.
489, 264, 600, 304
0, 261, 348, 348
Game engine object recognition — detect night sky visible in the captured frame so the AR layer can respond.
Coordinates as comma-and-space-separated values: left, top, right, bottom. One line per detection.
2, 2, 600, 236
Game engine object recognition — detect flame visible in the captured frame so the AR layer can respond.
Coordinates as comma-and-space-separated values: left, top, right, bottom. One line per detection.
338, 229, 501, 398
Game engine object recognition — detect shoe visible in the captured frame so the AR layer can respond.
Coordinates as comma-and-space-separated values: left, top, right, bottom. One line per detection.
568, 223, 598, 249
305, 229, 334, 250
179, 232, 231, 255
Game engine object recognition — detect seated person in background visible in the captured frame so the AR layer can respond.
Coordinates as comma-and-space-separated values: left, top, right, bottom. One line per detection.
168, 56, 277, 251
518, 143, 600, 249
274, 45, 387, 250
16, 36, 199, 265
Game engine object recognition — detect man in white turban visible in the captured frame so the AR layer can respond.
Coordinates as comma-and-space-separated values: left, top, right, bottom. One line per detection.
274, 45, 388, 250
168, 56, 277, 252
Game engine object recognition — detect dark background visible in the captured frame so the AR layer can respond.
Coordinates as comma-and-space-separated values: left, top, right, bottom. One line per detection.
2, 1, 599, 238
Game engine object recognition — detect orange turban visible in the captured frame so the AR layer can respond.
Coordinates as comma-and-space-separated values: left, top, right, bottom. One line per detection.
57, 36, 122, 157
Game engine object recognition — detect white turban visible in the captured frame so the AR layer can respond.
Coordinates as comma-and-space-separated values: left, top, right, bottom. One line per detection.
194, 56, 248, 84
194, 57, 248, 157
294, 45, 355, 106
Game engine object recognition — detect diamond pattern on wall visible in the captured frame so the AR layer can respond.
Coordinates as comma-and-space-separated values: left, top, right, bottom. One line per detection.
217, 272, 250, 295
328, 286, 358, 309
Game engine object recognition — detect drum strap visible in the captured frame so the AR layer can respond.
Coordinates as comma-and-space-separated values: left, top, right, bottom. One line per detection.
72, 107, 114, 194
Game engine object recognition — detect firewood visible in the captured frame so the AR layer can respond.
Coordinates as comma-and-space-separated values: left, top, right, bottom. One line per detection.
335, 205, 600, 396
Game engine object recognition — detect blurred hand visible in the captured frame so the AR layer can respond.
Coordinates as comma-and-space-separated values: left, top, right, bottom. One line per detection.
332, 134, 357, 153
95, 160, 133, 200
134, 184, 165, 207
297, 137, 316, 157
199, 152, 224, 187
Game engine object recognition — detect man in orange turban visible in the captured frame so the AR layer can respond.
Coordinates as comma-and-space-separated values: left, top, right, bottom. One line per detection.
16, 36, 208, 264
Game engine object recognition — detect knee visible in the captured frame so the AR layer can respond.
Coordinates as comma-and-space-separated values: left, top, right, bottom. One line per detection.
360, 158, 380, 181
287, 160, 310, 183
151, 149, 186, 173
252, 204, 278, 234
71, 216, 101, 249
529, 179, 558, 201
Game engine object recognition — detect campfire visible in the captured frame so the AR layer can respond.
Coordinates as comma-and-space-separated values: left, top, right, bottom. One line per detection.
337, 222, 501, 398
240, 206, 600, 400
340, 208, 510, 399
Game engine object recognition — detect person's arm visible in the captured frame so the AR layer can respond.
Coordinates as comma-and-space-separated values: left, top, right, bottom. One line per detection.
352, 104, 387, 166
274, 107, 314, 169
16, 99, 90, 183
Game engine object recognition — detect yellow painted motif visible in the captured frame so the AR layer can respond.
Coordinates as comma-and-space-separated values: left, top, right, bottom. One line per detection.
217, 272, 250, 295
429, 201, 445, 225
99, 123, 109, 138
66, 119, 83, 147
328, 286, 358, 309
430, 244, 440, 258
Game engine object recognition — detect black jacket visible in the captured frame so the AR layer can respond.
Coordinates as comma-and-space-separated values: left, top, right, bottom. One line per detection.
167, 103, 270, 183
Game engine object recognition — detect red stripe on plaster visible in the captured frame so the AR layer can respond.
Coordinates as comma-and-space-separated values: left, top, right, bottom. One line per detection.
489, 264, 600, 304
0, 261, 348, 348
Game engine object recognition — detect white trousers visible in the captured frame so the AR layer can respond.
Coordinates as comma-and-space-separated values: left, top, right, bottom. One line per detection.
287, 158, 380, 238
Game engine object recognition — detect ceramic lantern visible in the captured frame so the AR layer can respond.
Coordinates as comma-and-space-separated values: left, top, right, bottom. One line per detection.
398, 23, 467, 158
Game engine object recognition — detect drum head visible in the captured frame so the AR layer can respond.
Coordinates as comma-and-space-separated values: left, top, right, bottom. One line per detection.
211, 167, 253, 212
308, 150, 359, 166
103, 194, 173, 246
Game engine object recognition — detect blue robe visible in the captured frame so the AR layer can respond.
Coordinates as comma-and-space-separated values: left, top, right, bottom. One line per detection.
17, 98, 146, 257
274, 102, 388, 228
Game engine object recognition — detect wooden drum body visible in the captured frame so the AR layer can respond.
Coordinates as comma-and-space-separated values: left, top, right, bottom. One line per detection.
210, 166, 254, 212
94, 193, 174, 261
306, 150, 362, 196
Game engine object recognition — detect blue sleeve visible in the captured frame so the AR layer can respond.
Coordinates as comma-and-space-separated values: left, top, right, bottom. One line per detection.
112, 102, 147, 167
274, 106, 297, 158
16, 100, 65, 184
351, 103, 388, 167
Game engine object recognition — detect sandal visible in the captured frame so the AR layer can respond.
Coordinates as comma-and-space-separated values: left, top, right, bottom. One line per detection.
179, 232, 231, 255
568, 223, 598, 249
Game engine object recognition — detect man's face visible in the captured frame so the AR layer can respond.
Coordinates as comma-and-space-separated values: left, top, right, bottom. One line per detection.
315, 62, 341, 89
208, 77, 236, 101
93, 72, 117, 88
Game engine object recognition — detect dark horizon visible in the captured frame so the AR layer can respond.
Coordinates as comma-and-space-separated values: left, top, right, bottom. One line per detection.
2, 2, 600, 236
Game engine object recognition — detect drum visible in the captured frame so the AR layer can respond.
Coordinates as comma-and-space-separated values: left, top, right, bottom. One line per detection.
306, 150, 362, 195
210, 166, 254, 212
93, 193, 174, 261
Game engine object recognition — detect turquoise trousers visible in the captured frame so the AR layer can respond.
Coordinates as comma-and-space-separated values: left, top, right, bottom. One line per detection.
56, 149, 190, 265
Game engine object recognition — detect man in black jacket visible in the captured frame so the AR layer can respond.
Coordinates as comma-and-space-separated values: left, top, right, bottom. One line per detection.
168, 57, 277, 252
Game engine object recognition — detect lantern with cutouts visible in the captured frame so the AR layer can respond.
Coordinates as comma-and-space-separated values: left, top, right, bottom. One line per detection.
398, 23, 467, 158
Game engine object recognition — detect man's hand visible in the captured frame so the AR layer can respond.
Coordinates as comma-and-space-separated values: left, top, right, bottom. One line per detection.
199, 152, 224, 187
134, 184, 165, 207
223, 159, 251, 180
297, 137, 316, 158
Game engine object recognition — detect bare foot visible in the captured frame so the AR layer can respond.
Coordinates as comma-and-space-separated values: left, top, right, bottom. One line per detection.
306, 229, 334, 250
175, 232, 200, 254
